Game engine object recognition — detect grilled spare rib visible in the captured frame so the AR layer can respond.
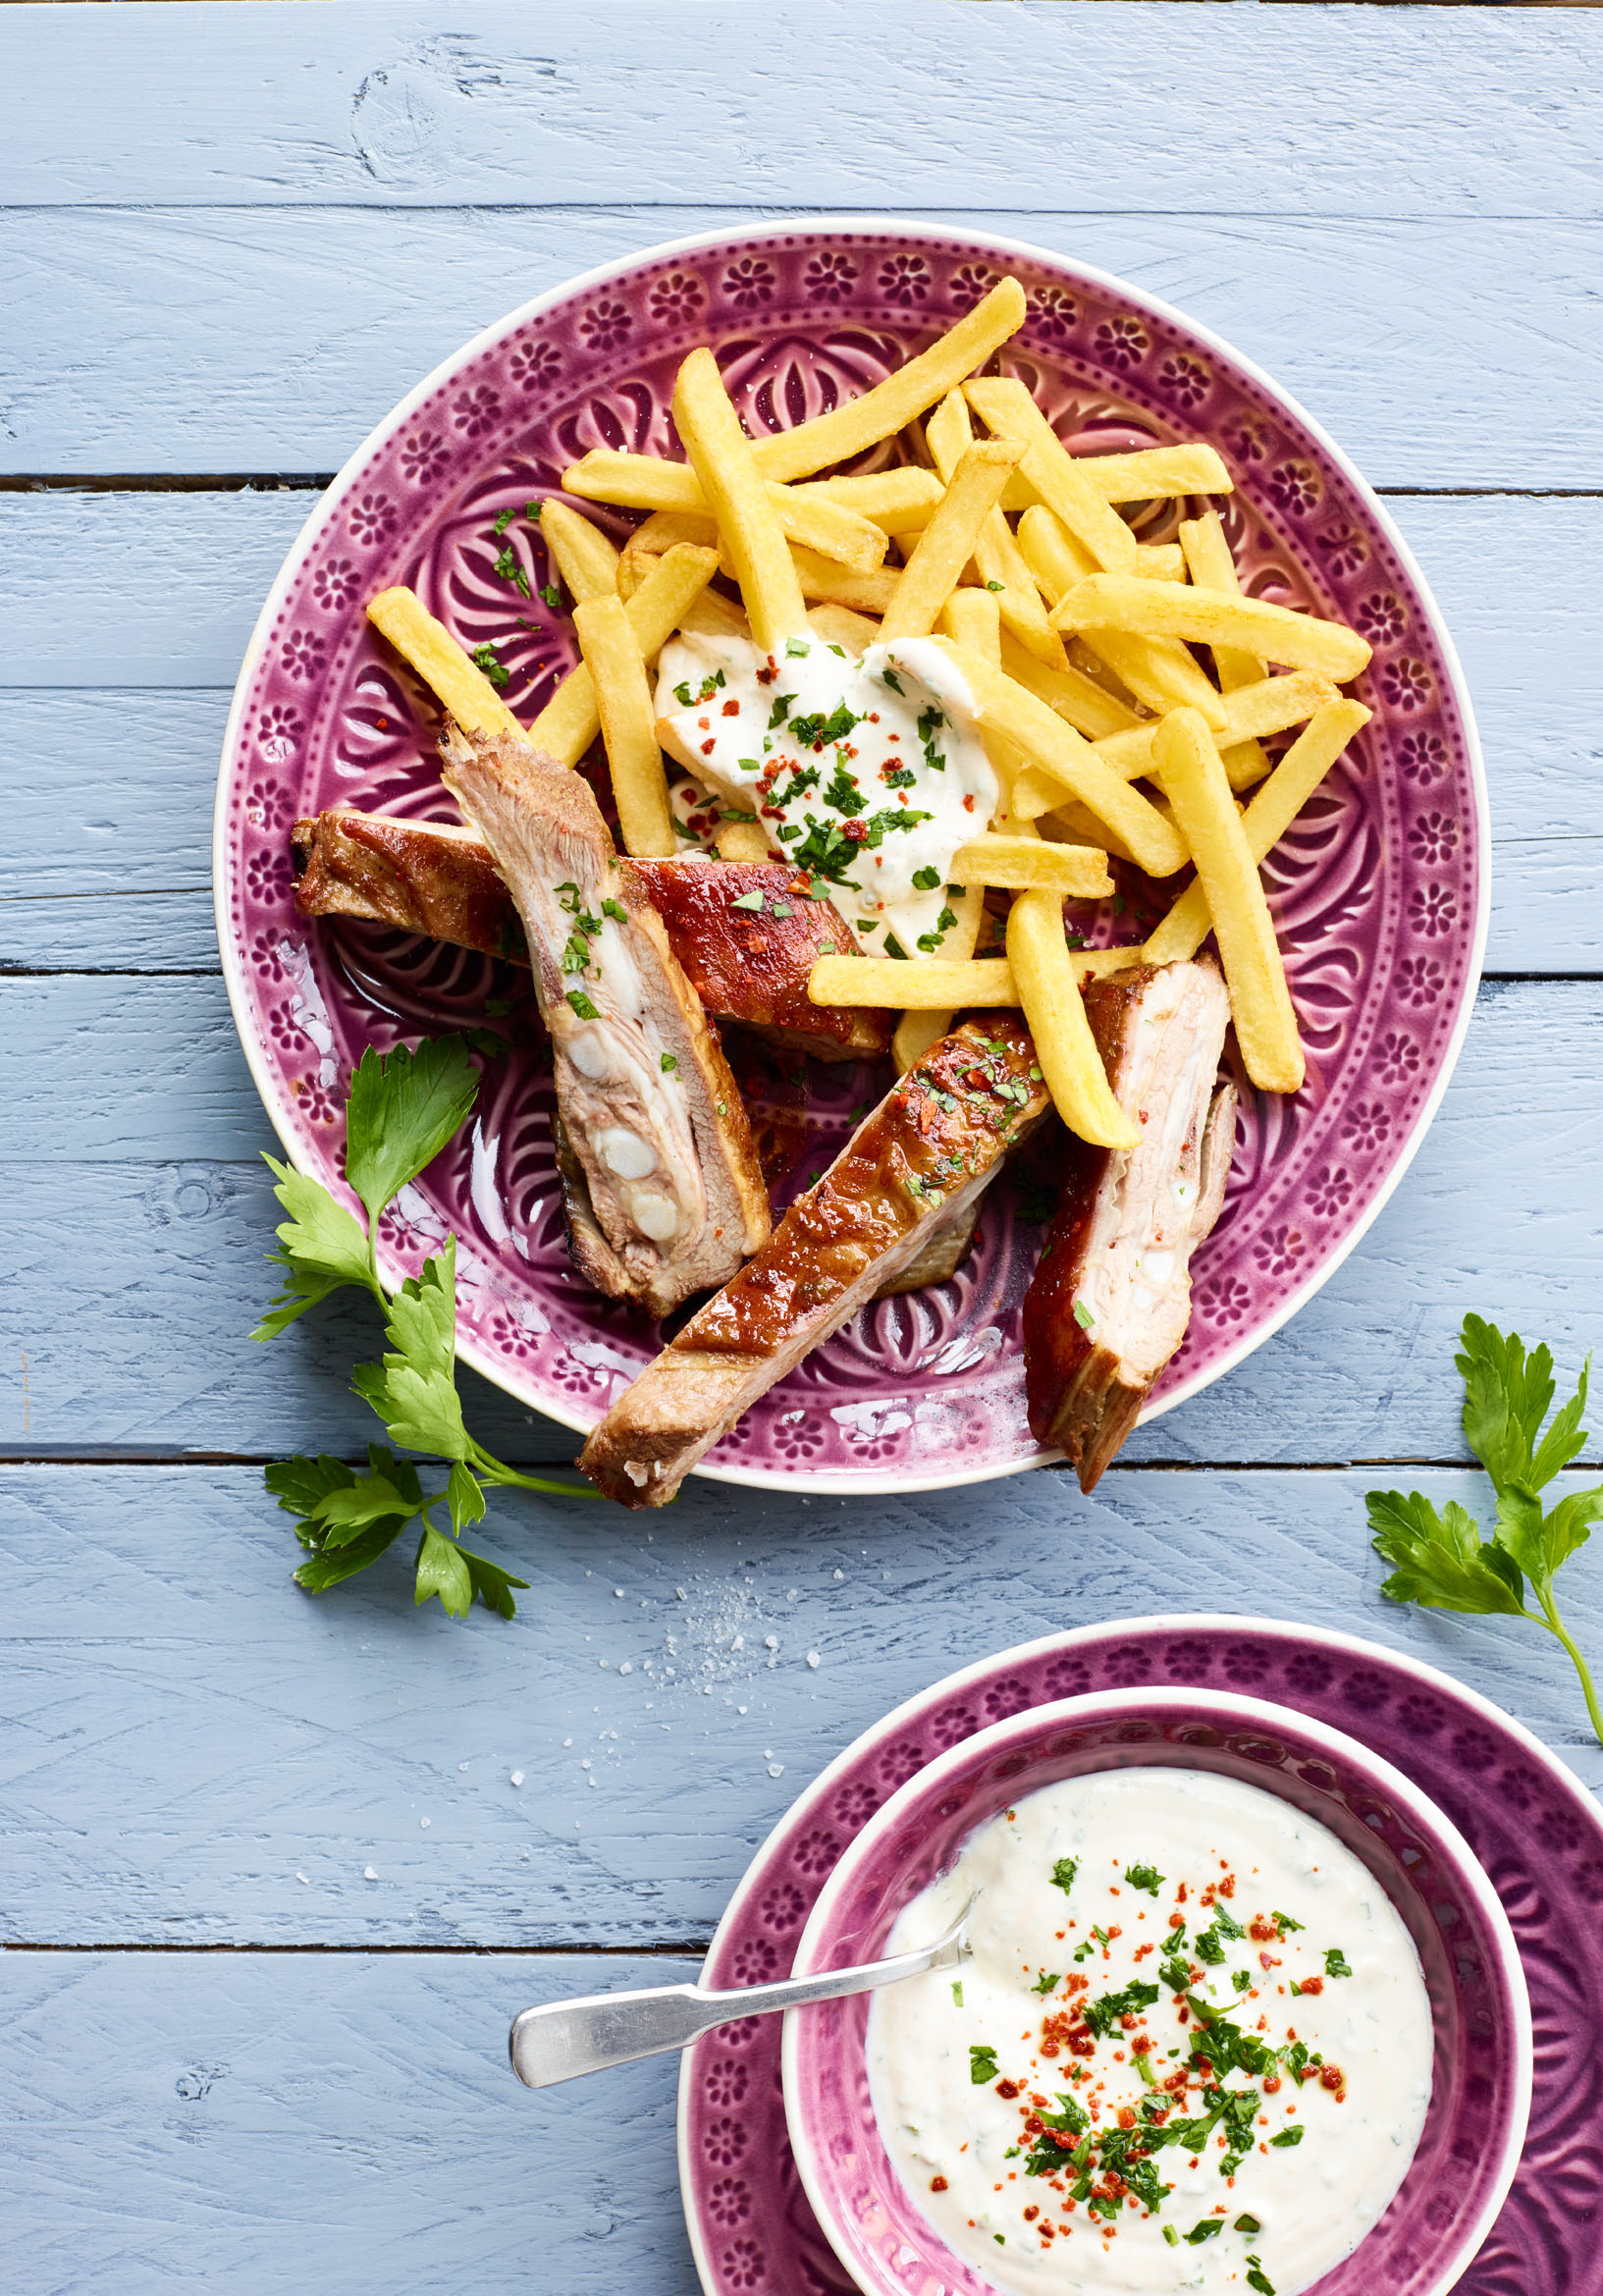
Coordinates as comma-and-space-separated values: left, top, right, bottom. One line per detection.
291, 810, 891, 1061
438, 726, 771, 1318
1023, 960, 1235, 1492
579, 1015, 1050, 1507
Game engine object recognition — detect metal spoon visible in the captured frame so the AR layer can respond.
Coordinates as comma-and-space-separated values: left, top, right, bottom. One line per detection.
508, 1895, 977, 2089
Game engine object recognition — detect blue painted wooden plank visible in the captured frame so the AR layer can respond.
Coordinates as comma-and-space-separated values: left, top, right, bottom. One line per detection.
0, 497, 1597, 973
0, 1464, 1595, 1946
0, 981, 1599, 1469
0, 1948, 702, 2293
5, 206, 1599, 487
5, 3, 1599, 219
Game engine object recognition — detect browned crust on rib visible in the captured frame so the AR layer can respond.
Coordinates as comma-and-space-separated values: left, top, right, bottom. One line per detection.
579, 1015, 1047, 1506
292, 812, 890, 1058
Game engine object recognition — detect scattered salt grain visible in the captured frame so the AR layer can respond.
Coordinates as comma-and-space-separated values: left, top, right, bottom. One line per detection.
420, 1817, 430, 1829
510, 1772, 524, 1788
806, 1651, 822, 1670
295, 1873, 309, 1886
364, 1866, 379, 1881
768, 1763, 784, 1779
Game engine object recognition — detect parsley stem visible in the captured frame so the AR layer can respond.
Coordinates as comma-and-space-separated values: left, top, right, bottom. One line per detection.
1538, 1590, 1603, 1747
468, 1439, 606, 1502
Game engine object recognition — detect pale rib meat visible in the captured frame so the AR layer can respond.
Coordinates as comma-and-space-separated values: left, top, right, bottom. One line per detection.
1022, 960, 1235, 1491
439, 725, 770, 1317
579, 1015, 1050, 1506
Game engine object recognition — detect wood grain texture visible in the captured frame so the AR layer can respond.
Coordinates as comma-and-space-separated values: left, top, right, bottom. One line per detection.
6, 206, 1600, 487
5, 3, 1600, 218
1, 982, 1599, 1469
0, 1948, 701, 2293
0, 1464, 1595, 1947
1, 494, 1597, 972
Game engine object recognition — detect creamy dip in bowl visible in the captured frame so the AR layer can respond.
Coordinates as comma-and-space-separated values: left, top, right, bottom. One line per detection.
781, 1686, 1529, 2296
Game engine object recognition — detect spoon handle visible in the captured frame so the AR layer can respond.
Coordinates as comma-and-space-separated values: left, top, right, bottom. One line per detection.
509, 1932, 957, 2089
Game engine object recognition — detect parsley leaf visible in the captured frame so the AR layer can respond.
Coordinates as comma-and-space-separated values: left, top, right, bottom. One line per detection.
1184, 2218, 1224, 2244
1124, 1862, 1165, 1897
1269, 2124, 1305, 2148
254, 1156, 375, 1338
1083, 1980, 1160, 2037
346, 1036, 481, 1240
1324, 1947, 1353, 1978
1050, 1857, 1079, 1895
1369, 1315, 1603, 1744
970, 2045, 999, 2084
1031, 1969, 1061, 1995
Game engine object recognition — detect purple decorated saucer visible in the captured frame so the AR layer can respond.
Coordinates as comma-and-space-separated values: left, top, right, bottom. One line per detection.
215, 221, 1488, 1493
781, 1686, 1530, 2296
677, 1619, 1603, 2296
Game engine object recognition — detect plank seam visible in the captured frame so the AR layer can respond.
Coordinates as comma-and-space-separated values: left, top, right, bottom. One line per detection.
2, 475, 1600, 501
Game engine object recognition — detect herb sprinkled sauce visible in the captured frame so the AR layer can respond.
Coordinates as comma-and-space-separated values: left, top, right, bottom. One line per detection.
867, 1769, 1433, 2296
655, 632, 996, 952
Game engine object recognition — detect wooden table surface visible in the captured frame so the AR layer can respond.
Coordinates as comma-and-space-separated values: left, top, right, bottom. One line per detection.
4, 5, 1601, 2288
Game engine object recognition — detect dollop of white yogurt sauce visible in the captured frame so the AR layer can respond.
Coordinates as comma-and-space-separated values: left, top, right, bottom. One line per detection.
654, 630, 996, 953
867, 1768, 1433, 2296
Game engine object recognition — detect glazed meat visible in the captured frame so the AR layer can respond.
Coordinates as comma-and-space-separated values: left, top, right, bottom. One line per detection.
579, 1015, 1049, 1506
1022, 960, 1235, 1491
438, 725, 771, 1317
291, 811, 890, 1059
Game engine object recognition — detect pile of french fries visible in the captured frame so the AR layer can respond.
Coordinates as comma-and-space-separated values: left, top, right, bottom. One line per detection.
364, 275, 1373, 1152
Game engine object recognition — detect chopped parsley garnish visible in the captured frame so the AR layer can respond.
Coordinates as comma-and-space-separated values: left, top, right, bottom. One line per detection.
1050, 1858, 1079, 1896
492, 506, 515, 536
1233, 1970, 1253, 1992
1184, 2219, 1224, 2245
673, 669, 726, 707
1324, 1947, 1353, 1978
1073, 1300, 1095, 1332
1193, 1926, 1225, 1963
469, 640, 510, 690
950, 1981, 963, 2006
1184, 1997, 1277, 2077
986, 578, 1004, 592
1162, 2226, 1179, 2248
1124, 1862, 1165, 1897
1031, 1969, 1061, 1995
791, 702, 862, 749
969, 2045, 999, 2085
882, 933, 910, 961
1269, 2124, 1304, 2148
881, 666, 904, 694
1159, 1952, 1192, 1993
823, 764, 864, 817
539, 581, 562, 612
768, 693, 794, 728
912, 865, 942, 890
1083, 1981, 1160, 2038
729, 888, 766, 912
492, 546, 530, 597
1246, 2262, 1276, 2296
1235, 2215, 1262, 2235
1210, 1902, 1246, 1941
561, 933, 592, 976
1273, 1910, 1306, 1933
882, 766, 916, 788
555, 882, 581, 912
784, 637, 809, 658
602, 898, 627, 924
564, 988, 600, 1020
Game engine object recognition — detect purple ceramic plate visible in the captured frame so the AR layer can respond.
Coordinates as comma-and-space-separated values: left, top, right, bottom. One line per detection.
781, 1687, 1530, 2296
214, 221, 1488, 1492
676, 1619, 1603, 2296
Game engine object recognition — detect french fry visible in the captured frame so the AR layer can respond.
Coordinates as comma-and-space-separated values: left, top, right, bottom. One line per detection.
807, 601, 882, 653
949, 834, 1113, 899
712, 819, 771, 863
1151, 708, 1303, 1093
1007, 888, 1142, 1148
891, 881, 989, 1073
1220, 738, 1272, 792
1041, 803, 1141, 868
749, 278, 1028, 484
1136, 542, 1186, 581
1054, 574, 1371, 682
671, 348, 808, 655
1017, 506, 1226, 728
1087, 667, 1340, 783
998, 632, 1141, 741
565, 449, 940, 546
1177, 509, 1264, 689
810, 945, 1132, 1011
680, 584, 752, 640
941, 584, 1003, 663
795, 468, 946, 529
929, 639, 1188, 879
1068, 443, 1232, 504
927, 390, 1064, 666
964, 377, 1138, 574
1143, 699, 1369, 966
366, 588, 528, 746
539, 501, 620, 605
528, 544, 719, 765
880, 440, 1023, 642
631, 507, 719, 556
572, 594, 675, 857
788, 548, 899, 616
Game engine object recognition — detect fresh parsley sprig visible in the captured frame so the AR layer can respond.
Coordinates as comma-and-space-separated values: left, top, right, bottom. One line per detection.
1368, 1315, 1602, 1745
256, 1035, 596, 1618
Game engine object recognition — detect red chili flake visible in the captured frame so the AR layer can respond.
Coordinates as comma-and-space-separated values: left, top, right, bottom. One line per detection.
1106, 1926, 1122, 1940
1218, 1874, 1236, 1896
1162, 2069, 1189, 2095
1263, 2075, 1282, 2094
1022, 2206, 1039, 2223
962, 792, 976, 811
930, 2175, 947, 2193
1319, 2064, 1345, 2094
1131, 2035, 1151, 2056
721, 697, 740, 716
1259, 1951, 1281, 1971
995, 2078, 1021, 2100
1299, 1975, 1324, 1997
757, 660, 777, 685
841, 819, 868, 842
700, 739, 718, 757
1177, 1883, 1189, 1903
1116, 2106, 1136, 2130
1250, 1917, 1278, 1944
1168, 1911, 1186, 1930
697, 718, 711, 730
